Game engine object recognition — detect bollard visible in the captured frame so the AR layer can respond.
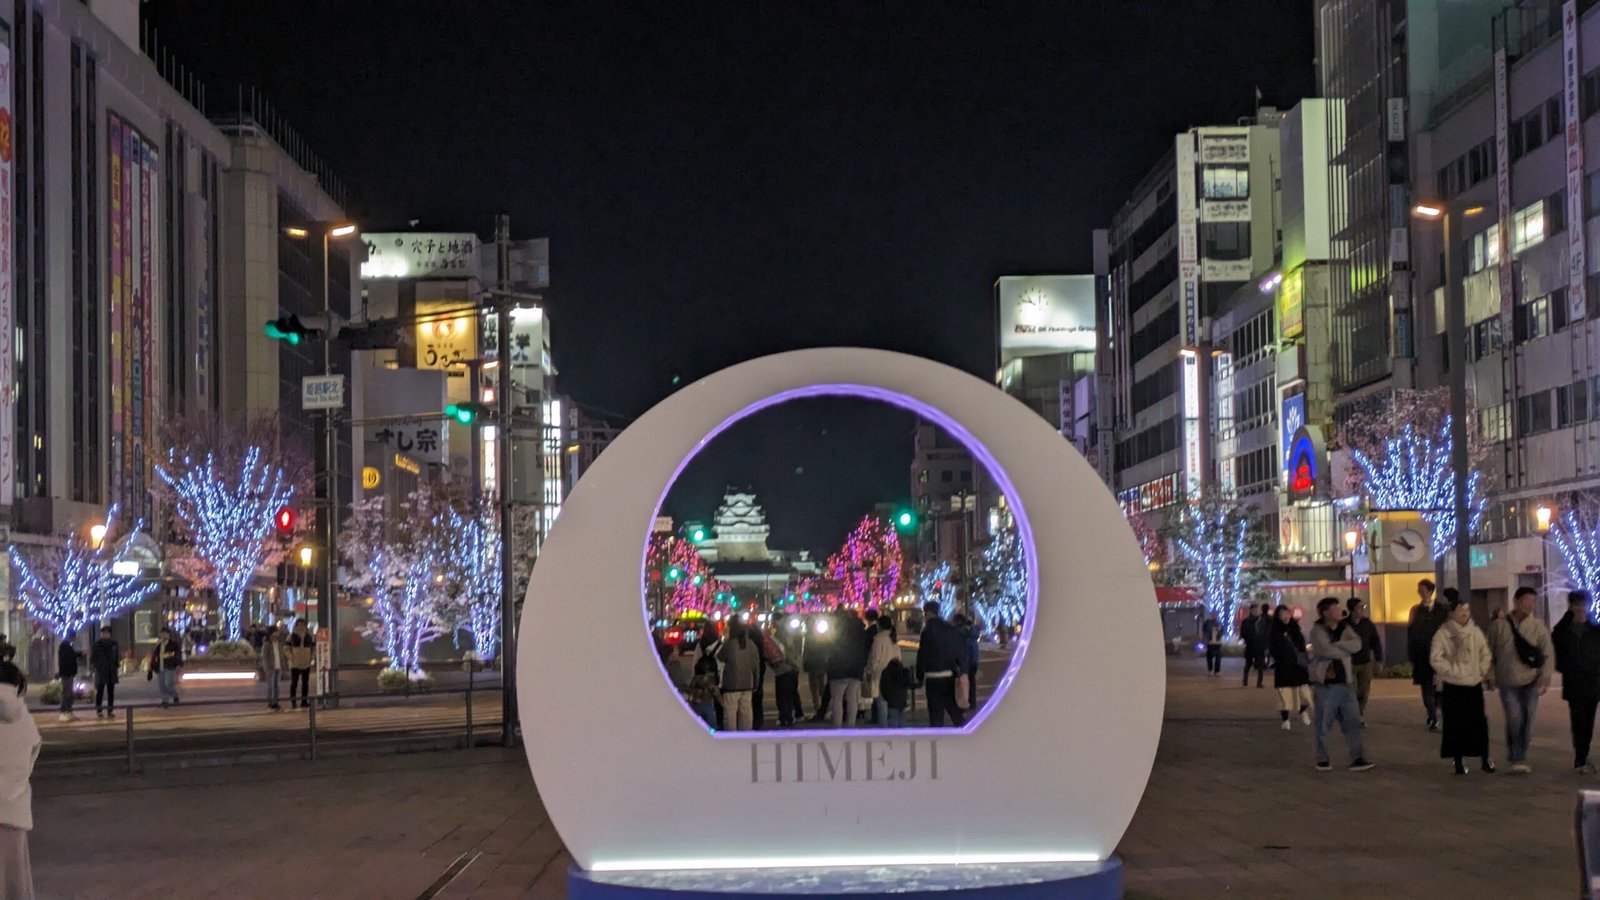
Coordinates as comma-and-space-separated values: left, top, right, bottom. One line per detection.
308, 699, 317, 761
124, 708, 135, 774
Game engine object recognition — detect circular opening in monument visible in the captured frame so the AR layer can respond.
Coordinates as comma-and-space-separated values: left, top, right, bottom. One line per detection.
643, 388, 1036, 737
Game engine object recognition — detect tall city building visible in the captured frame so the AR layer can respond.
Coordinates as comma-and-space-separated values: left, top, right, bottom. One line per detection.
0, 0, 356, 673
993, 274, 1099, 466
1096, 108, 1284, 519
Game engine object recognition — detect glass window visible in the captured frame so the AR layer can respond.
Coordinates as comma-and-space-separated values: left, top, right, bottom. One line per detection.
1549, 190, 1567, 235
1576, 378, 1591, 425
1549, 96, 1564, 140
1560, 384, 1575, 427
1525, 112, 1544, 153
1202, 165, 1249, 200
1513, 200, 1546, 254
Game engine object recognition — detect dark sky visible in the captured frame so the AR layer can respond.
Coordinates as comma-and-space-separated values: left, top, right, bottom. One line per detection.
145, 1, 1315, 552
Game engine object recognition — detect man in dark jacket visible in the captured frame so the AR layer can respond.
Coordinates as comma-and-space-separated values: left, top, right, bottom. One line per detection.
91, 625, 120, 720
1555, 590, 1600, 772
148, 626, 183, 708
56, 634, 81, 722
1347, 598, 1384, 717
1241, 603, 1273, 688
916, 602, 969, 727
802, 617, 831, 722
826, 610, 870, 728
1407, 578, 1448, 731
1201, 615, 1224, 676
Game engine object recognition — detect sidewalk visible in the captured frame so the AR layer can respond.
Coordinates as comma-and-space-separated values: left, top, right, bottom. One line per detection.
28, 657, 1592, 898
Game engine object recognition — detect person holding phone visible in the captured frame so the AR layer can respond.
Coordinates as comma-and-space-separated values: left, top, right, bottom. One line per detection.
1309, 597, 1373, 772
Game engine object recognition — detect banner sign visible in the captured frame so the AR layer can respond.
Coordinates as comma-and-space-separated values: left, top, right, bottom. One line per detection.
1565, 0, 1588, 323
1495, 48, 1515, 332
0, 28, 13, 506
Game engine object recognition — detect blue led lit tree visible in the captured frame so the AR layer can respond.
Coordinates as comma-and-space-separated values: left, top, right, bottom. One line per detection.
915, 561, 958, 620
1348, 418, 1486, 560
1165, 491, 1267, 640
1550, 507, 1600, 619
342, 486, 460, 675
157, 446, 294, 640
443, 503, 502, 661
973, 523, 1027, 631
8, 505, 159, 639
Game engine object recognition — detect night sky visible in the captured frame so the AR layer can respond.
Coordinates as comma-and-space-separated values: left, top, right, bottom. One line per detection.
145, 1, 1315, 552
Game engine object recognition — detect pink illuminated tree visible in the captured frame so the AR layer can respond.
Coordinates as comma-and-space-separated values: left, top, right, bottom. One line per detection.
825, 515, 902, 610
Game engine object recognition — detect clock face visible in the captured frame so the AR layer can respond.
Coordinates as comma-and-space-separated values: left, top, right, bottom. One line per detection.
1389, 529, 1428, 564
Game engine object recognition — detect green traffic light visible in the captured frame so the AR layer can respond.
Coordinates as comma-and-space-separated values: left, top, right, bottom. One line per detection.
264, 322, 302, 345
446, 403, 476, 425
691, 528, 707, 543
692, 573, 705, 586
667, 566, 683, 582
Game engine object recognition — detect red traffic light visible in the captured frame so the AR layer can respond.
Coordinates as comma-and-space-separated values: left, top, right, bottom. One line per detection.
275, 508, 296, 534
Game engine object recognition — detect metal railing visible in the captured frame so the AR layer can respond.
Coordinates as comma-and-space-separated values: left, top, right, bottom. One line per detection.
33, 675, 506, 774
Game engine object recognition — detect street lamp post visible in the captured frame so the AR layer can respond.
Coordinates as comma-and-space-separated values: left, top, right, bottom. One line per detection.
1536, 503, 1554, 622
284, 221, 358, 705
1414, 202, 1483, 599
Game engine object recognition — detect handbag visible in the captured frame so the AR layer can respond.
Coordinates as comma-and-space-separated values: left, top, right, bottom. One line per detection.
1507, 619, 1547, 670
953, 673, 971, 710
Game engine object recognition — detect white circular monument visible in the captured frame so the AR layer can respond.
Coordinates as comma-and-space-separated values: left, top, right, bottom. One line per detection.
519, 348, 1162, 894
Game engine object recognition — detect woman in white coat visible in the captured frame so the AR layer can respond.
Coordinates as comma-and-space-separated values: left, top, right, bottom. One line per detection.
0, 661, 39, 898
865, 619, 900, 726
1430, 599, 1495, 776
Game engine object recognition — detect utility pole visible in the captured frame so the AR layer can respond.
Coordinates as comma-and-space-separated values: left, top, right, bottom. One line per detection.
495, 213, 518, 747
1444, 207, 1472, 597
318, 228, 342, 707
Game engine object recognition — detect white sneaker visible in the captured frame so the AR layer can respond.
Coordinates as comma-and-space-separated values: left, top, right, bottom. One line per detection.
1300, 709, 1312, 726
1280, 719, 1292, 731
57, 712, 73, 723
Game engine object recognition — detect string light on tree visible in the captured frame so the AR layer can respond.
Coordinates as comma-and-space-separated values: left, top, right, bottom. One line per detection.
974, 523, 1027, 630
1550, 508, 1600, 620
157, 446, 294, 640
825, 515, 902, 609
1167, 492, 1265, 640
916, 560, 958, 619
1348, 418, 1486, 560
8, 505, 159, 639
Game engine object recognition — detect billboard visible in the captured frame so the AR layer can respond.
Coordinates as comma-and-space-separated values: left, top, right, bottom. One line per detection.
108, 113, 158, 521
0, 26, 12, 506
360, 232, 479, 280
996, 275, 1095, 363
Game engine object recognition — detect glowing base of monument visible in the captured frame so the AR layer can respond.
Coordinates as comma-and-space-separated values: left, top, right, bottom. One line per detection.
567, 859, 1123, 899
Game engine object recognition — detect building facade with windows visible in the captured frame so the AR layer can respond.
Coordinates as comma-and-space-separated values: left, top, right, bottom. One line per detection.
1097, 108, 1283, 521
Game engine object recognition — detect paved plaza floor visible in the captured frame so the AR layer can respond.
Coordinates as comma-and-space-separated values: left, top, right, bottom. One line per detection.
28, 658, 1591, 898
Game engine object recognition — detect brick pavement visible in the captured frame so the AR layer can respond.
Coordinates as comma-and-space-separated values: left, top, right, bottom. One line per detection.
29, 658, 1593, 898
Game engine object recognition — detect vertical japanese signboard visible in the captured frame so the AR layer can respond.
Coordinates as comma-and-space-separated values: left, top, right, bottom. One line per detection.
1566, 0, 1588, 323
1494, 48, 1515, 332
109, 113, 157, 519
1175, 134, 1199, 348
0, 27, 13, 506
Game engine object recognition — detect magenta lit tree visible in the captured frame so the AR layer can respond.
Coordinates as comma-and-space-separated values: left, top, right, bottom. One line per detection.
647, 534, 717, 616
826, 515, 902, 610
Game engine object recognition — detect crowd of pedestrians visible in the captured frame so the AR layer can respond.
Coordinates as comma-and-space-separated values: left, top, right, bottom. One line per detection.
1209, 576, 1600, 776
664, 601, 981, 731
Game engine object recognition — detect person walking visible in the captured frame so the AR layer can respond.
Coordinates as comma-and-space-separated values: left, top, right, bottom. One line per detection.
1309, 597, 1374, 772
916, 601, 969, 727
147, 626, 183, 708
0, 662, 40, 899
1554, 591, 1600, 773
716, 621, 760, 731
260, 626, 285, 711
1270, 606, 1312, 730
1431, 597, 1496, 775
1408, 578, 1448, 731
1242, 603, 1272, 688
1488, 586, 1556, 774
1347, 598, 1383, 717
827, 610, 870, 728
866, 617, 901, 728
802, 617, 830, 723
286, 619, 316, 710
955, 613, 982, 709
55, 635, 80, 723
1201, 614, 1224, 676
90, 626, 119, 721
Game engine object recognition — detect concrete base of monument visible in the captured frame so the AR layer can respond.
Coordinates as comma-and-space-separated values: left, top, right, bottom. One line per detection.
566, 859, 1123, 899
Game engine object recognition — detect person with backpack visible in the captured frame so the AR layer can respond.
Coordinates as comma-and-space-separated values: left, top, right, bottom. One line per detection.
1555, 591, 1600, 772
1432, 596, 1495, 775
716, 621, 760, 731
686, 642, 720, 727
1270, 606, 1311, 730
1488, 586, 1556, 774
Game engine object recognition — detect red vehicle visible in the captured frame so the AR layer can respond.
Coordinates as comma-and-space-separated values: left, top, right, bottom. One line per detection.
662, 617, 722, 651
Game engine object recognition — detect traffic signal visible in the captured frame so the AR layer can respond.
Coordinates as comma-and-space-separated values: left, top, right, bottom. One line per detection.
689, 526, 708, 543
265, 312, 345, 345
275, 507, 296, 535
666, 566, 683, 583
894, 508, 917, 533
445, 402, 493, 425
265, 317, 306, 345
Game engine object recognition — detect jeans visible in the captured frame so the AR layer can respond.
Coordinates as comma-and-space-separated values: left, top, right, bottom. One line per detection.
775, 671, 802, 725
290, 668, 312, 707
94, 676, 115, 714
156, 669, 179, 704
1499, 682, 1541, 763
1312, 682, 1365, 764
265, 670, 281, 707
885, 706, 906, 727
691, 700, 717, 728
720, 689, 753, 731
1205, 645, 1222, 673
1571, 690, 1599, 767
925, 676, 966, 727
58, 678, 74, 713
828, 678, 862, 728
